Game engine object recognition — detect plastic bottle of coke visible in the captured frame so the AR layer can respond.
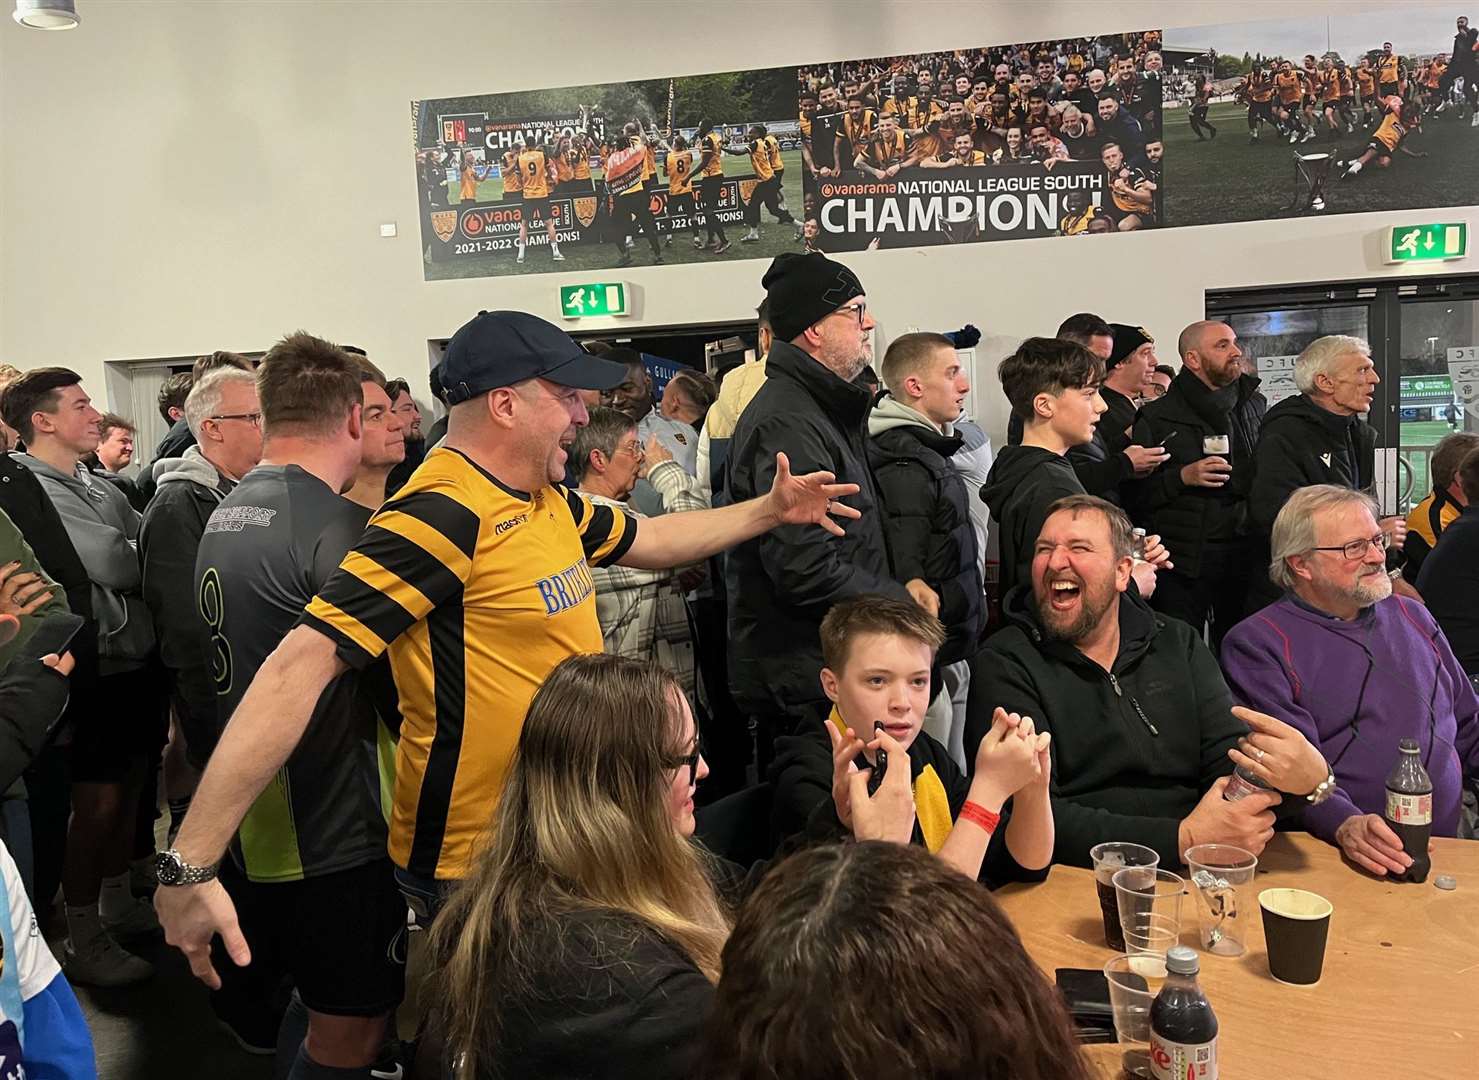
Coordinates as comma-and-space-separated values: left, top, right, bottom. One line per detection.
1384, 738, 1433, 884
1150, 946, 1218, 1080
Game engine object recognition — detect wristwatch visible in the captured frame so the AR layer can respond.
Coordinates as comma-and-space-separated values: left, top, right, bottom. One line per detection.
155, 849, 220, 886
1305, 770, 1337, 806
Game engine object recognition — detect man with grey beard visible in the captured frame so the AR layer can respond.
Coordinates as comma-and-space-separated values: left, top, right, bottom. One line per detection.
727, 253, 926, 771
1222, 485, 1479, 874
968, 494, 1328, 868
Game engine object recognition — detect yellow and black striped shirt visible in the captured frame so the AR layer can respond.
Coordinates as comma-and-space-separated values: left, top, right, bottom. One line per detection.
300, 446, 637, 879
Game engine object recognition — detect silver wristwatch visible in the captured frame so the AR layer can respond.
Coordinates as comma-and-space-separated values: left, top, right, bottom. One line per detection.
155, 849, 220, 886
1305, 771, 1337, 806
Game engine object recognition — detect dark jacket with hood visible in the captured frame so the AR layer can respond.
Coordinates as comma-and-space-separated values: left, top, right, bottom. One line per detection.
1249, 393, 1376, 534
968, 584, 1247, 868
867, 394, 985, 664
1066, 385, 1138, 503
1127, 370, 1266, 578
979, 444, 1084, 599
140, 417, 198, 503
1247, 393, 1377, 606
725, 341, 910, 714
768, 717, 1047, 889
140, 447, 237, 765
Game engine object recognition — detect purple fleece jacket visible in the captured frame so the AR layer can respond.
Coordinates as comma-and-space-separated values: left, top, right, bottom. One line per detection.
1221, 594, 1479, 841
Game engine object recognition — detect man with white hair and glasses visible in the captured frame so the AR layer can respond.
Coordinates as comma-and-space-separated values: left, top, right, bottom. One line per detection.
1246, 334, 1408, 610
1222, 485, 1479, 876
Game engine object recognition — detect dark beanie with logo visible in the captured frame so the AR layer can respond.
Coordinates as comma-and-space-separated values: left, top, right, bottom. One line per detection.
761, 253, 865, 344
1107, 323, 1153, 369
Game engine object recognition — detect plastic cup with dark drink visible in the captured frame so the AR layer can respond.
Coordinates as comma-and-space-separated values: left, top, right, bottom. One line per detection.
1385, 737, 1433, 883
1091, 842, 1159, 951
1149, 945, 1219, 1080
1259, 887, 1333, 985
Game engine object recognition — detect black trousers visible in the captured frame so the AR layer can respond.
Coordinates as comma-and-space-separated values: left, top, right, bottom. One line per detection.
610, 191, 660, 257
700, 175, 727, 241
744, 176, 795, 226
1151, 542, 1254, 653
1438, 64, 1479, 107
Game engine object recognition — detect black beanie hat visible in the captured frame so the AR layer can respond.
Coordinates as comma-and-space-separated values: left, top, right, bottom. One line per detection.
1107, 323, 1153, 369
761, 253, 865, 344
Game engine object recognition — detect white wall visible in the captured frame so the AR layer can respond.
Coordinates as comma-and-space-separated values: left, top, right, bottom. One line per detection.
3, 0, 1474, 446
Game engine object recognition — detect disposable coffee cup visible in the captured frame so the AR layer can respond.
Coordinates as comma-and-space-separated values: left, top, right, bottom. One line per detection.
1259, 887, 1333, 985
1202, 434, 1230, 456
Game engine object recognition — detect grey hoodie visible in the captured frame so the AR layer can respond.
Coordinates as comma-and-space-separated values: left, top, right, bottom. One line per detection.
153, 445, 227, 495
15, 453, 153, 670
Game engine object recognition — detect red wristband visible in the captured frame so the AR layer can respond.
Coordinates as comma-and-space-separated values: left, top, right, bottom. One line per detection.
958, 800, 1001, 834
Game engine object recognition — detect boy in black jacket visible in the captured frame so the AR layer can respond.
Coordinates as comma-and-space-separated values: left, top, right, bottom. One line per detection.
968, 495, 1328, 869
981, 337, 1167, 598
770, 595, 1053, 887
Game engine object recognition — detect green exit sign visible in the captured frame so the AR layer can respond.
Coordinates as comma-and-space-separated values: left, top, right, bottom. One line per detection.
559, 282, 628, 319
1385, 223, 1467, 264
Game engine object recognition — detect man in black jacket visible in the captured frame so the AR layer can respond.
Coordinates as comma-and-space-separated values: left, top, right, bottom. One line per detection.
868, 332, 985, 764
967, 494, 1328, 868
726, 253, 925, 760
1246, 334, 1407, 611
1129, 320, 1266, 647
140, 368, 263, 772
1066, 322, 1169, 503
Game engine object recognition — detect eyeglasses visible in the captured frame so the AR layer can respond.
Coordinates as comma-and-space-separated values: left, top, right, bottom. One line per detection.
209, 413, 262, 428
1310, 533, 1388, 560
613, 440, 644, 459
666, 739, 704, 786
827, 301, 868, 327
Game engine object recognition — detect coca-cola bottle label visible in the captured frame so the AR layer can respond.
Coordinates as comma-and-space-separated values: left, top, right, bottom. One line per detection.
1386, 791, 1433, 825
1150, 1033, 1218, 1079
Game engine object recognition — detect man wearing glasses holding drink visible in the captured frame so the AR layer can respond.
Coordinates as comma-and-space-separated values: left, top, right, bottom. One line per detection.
1222, 485, 1479, 877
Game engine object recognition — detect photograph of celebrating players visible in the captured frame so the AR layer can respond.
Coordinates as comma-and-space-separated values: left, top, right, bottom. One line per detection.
414, 66, 802, 280
1164, 6, 1479, 225
794, 30, 1165, 246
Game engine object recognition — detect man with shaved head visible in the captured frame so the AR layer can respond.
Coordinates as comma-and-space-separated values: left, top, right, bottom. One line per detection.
1127, 320, 1266, 647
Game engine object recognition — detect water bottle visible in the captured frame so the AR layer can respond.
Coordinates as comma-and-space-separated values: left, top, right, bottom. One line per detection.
1150, 945, 1219, 1079
1131, 527, 1148, 563
1384, 738, 1433, 884
1222, 763, 1274, 802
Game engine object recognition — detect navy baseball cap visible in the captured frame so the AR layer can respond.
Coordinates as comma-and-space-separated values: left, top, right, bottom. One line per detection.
440, 310, 627, 404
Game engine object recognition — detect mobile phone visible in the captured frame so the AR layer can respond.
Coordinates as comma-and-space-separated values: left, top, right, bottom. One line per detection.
866, 720, 888, 795
1055, 967, 1118, 1043
1157, 431, 1178, 447
18, 611, 83, 664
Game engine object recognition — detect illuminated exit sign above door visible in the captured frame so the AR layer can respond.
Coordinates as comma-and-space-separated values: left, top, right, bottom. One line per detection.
1384, 223, 1467, 264
559, 282, 628, 319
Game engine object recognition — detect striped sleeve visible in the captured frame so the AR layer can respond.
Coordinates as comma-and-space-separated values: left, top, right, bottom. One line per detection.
299, 490, 480, 668
559, 485, 638, 568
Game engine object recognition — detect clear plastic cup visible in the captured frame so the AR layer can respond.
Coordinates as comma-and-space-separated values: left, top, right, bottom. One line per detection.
1114, 866, 1185, 957
1090, 842, 1160, 951
1104, 952, 1170, 1079
1185, 844, 1258, 957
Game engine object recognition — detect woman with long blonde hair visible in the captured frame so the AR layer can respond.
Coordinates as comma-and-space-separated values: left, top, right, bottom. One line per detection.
430, 653, 733, 1079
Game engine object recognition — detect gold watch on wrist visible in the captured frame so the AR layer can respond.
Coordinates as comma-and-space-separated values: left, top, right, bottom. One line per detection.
1305, 770, 1337, 805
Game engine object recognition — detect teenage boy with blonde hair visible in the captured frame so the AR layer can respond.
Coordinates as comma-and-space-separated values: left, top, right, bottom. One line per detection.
771, 594, 1054, 886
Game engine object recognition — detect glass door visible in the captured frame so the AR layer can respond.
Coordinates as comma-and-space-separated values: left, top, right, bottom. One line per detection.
1209, 274, 1479, 514
1397, 295, 1479, 505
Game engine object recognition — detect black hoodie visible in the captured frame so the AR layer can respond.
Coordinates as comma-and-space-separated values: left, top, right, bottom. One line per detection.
1246, 393, 1376, 607
979, 445, 1084, 598
967, 584, 1247, 868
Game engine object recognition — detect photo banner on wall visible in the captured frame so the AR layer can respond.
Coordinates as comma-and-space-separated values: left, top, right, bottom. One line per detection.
411, 4, 1476, 282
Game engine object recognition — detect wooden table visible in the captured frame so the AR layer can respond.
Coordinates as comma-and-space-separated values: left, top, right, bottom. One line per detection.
995, 833, 1479, 1079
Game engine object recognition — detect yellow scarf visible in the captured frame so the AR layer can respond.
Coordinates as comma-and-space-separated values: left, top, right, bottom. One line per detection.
829, 707, 953, 853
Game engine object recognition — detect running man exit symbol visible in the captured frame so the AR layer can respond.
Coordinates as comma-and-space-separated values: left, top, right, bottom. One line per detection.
559, 282, 629, 319
1385, 223, 1467, 263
